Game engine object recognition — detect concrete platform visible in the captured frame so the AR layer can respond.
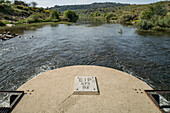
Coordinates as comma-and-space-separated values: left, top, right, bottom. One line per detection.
13, 65, 161, 113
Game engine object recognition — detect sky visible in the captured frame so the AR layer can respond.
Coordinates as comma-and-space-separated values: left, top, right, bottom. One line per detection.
21, 0, 167, 8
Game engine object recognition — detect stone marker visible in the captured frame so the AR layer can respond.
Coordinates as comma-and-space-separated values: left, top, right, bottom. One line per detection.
73, 76, 99, 95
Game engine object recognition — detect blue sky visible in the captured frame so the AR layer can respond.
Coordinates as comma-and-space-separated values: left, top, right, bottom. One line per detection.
22, 0, 166, 8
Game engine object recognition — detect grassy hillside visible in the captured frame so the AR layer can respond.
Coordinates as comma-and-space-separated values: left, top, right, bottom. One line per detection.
0, 1, 79, 27
51, 2, 130, 12
0, 4, 50, 23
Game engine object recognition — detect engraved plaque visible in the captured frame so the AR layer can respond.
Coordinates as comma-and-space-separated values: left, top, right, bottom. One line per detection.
73, 77, 99, 95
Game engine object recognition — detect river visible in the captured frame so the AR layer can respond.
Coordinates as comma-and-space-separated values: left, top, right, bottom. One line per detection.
0, 22, 170, 90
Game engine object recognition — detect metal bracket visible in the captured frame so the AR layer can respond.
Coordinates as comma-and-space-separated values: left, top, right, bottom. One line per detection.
145, 90, 170, 113
0, 91, 24, 113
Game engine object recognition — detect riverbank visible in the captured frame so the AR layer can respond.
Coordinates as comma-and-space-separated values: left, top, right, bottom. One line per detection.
0, 21, 72, 32
0, 21, 73, 41
133, 26, 170, 37
86, 19, 170, 33
1, 20, 170, 39
119, 21, 170, 33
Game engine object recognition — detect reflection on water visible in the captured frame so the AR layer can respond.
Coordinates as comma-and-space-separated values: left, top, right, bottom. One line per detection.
0, 23, 60, 34
0, 22, 169, 91
76, 20, 105, 27
136, 29, 170, 37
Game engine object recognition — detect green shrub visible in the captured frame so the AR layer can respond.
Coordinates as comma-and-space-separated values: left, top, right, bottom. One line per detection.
120, 14, 133, 23
17, 5, 23, 9
154, 3, 167, 16
52, 19, 59, 22
140, 11, 153, 20
153, 15, 165, 27
23, 7, 29, 11
0, 21, 5, 26
2, 21, 12, 24
137, 20, 153, 30
110, 16, 117, 20
14, 0, 28, 6
63, 10, 78, 22
0, 5, 14, 14
93, 12, 100, 17
42, 19, 51, 22
45, 10, 50, 13
18, 20, 25, 23
26, 14, 41, 23
26, 18, 35, 23
4, 15, 11, 20
38, 8, 44, 12
163, 13, 170, 27
140, 4, 167, 20
0, 0, 4, 4
29, 7, 35, 11
151, 13, 170, 28
158, 18, 165, 27
5, 0, 11, 5
0, 4, 4, 8
103, 13, 107, 18
50, 10, 59, 19
60, 16, 69, 21
105, 13, 116, 22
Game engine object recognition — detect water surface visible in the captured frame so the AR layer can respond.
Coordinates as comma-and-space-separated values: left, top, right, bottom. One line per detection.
0, 23, 169, 90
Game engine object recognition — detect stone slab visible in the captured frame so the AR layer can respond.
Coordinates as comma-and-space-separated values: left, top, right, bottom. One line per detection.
73, 76, 99, 95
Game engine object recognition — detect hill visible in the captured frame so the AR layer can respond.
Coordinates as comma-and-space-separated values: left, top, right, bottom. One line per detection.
50, 2, 130, 12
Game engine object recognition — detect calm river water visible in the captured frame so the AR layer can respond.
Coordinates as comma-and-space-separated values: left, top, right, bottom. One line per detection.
0, 22, 170, 90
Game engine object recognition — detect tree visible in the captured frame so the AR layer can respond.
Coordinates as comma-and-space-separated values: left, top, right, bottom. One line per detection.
163, 12, 170, 27
5, 0, 11, 5
105, 13, 116, 22
0, 0, 4, 4
14, 0, 28, 6
93, 12, 100, 17
0, 21, 5, 26
50, 10, 59, 19
26, 14, 41, 23
154, 3, 167, 16
140, 3, 167, 20
30, 1, 37, 7
63, 10, 78, 22
137, 20, 153, 30
120, 14, 134, 23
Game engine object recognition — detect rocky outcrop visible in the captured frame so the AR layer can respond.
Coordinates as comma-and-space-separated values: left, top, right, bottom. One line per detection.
0, 31, 18, 41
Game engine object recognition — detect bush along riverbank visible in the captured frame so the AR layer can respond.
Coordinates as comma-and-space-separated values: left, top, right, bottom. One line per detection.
77, 1, 170, 32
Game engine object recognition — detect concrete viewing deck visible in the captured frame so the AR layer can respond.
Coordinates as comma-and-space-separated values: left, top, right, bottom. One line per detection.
13, 65, 161, 113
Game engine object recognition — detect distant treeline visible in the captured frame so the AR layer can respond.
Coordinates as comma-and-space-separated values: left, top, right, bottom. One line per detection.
50, 2, 130, 12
